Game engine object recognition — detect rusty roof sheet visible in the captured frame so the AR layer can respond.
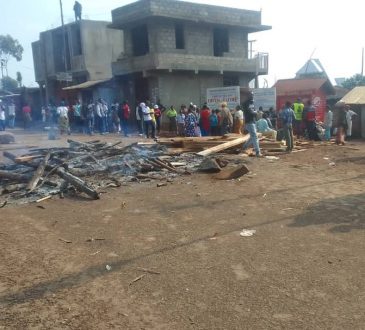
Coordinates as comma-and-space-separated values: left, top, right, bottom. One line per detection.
274, 78, 335, 95
340, 86, 365, 104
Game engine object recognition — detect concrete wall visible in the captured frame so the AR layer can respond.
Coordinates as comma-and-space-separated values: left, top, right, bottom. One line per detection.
81, 21, 124, 81
39, 31, 56, 78
33, 20, 124, 83
112, 0, 268, 31
31, 41, 45, 82
157, 72, 223, 110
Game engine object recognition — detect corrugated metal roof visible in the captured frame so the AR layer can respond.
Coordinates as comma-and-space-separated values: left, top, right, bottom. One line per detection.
274, 78, 335, 95
340, 86, 365, 104
296, 59, 326, 76
62, 79, 110, 90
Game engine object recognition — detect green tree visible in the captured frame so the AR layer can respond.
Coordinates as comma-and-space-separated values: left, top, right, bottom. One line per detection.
1, 76, 18, 92
341, 74, 365, 90
0, 35, 24, 77
16, 71, 22, 87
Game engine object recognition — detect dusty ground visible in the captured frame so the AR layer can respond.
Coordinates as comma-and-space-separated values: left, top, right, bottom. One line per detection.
0, 130, 364, 329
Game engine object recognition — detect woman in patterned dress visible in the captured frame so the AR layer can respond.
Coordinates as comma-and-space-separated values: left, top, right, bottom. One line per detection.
184, 107, 197, 137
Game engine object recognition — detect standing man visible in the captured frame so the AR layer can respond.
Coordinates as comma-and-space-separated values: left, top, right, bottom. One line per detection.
233, 105, 244, 134
199, 104, 211, 136
166, 105, 177, 136
73, 1, 82, 21
7, 100, 16, 128
345, 105, 357, 139
141, 102, 155, 139
303, 100, 316, 140
57, 101, 70, 135
292, 98, 304, 137
85, 100, 95, 135
22, 103, 32, 129
324, 105, 333, 141
120, 101, 130, 136
73, 100, 82, 132
135, 101, 143, 136
280, 101, 296, 152
95, 99, 105, 134
242, 96, 262, 157
0, 101, 5, 131
153, 104, 162, 135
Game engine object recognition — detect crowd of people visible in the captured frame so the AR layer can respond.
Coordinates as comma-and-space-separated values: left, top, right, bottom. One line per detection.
0, 95, 358, 153
0, 99, 31, 131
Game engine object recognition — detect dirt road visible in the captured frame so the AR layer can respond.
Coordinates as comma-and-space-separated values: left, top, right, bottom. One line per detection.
0, 132, 364, 329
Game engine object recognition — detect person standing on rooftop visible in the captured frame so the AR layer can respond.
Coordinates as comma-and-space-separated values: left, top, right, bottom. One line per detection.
73, 1, 82, 21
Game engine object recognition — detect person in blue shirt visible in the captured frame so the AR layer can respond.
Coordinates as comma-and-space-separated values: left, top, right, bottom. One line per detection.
243, 94, 262, 157
280, 101, 296, 152
256, 112, 277, 140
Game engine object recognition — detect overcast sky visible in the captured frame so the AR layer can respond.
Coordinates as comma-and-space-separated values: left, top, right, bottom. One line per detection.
1, 0, 365, 87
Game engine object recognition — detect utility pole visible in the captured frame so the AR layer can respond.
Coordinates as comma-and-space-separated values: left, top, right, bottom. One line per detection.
361, 47, 364, 76
0, 60, 4, 78
59, 0, 68, 73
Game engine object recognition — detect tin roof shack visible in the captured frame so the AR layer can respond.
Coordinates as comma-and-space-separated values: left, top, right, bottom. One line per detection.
32, 20, 124, 105
110, 0, 270, 113
274, 78, 335, 122
62, 79, 119, 105
340, 86, 365, 138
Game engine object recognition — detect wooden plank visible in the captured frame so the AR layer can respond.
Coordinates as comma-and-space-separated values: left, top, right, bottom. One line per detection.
197, 135, 250, 157
15, 154, 44, 163
0, 170, 30, 182
3, 151, 17, 162
149, 159, 180, 173
27, 152, 51, 191
0, 145, 37, 151
56, 168, 99, 200
166, 148, 195, 155
170, 162, 187, 167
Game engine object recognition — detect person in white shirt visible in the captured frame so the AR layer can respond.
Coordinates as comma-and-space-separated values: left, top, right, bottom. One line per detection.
95, 99, 106, 134
135, 103, 143, 136
7, 100, 16, 128
141, 102, 155, 138
233, 105, 244, 134
324, 105, 333, 141
57, 101, 70, 135
176, 108, 186, 136
345, 105, 357, 138
0, 101, 6, 131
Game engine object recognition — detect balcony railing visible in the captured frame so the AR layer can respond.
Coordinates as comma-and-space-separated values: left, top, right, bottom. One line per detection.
113, 53, 269, 76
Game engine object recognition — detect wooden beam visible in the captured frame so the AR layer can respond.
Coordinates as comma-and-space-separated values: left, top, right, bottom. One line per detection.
15, 154, 44, 163
3, 151, 17, 162
0, 170, 30, 182
56, 168, 99, 200
27, 153, 51, 191
197, 135, 250, 157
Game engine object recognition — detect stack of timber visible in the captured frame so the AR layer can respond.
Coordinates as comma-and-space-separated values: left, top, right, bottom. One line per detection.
157, 134, 250, 155
0, 139, 198, 206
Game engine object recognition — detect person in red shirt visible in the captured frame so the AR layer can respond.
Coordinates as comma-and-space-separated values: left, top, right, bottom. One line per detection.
153, 105, 162, 135
120, 101, 130, 137
199, 104, 211, 136
22, 103, 32, 129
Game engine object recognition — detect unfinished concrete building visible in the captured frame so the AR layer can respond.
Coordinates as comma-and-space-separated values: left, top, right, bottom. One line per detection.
32, 20, 124, 104
110, 0, 271, 109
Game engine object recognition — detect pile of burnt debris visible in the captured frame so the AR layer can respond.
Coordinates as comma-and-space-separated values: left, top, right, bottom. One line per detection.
0, 139, 203, 206
1, 133, 315, 206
